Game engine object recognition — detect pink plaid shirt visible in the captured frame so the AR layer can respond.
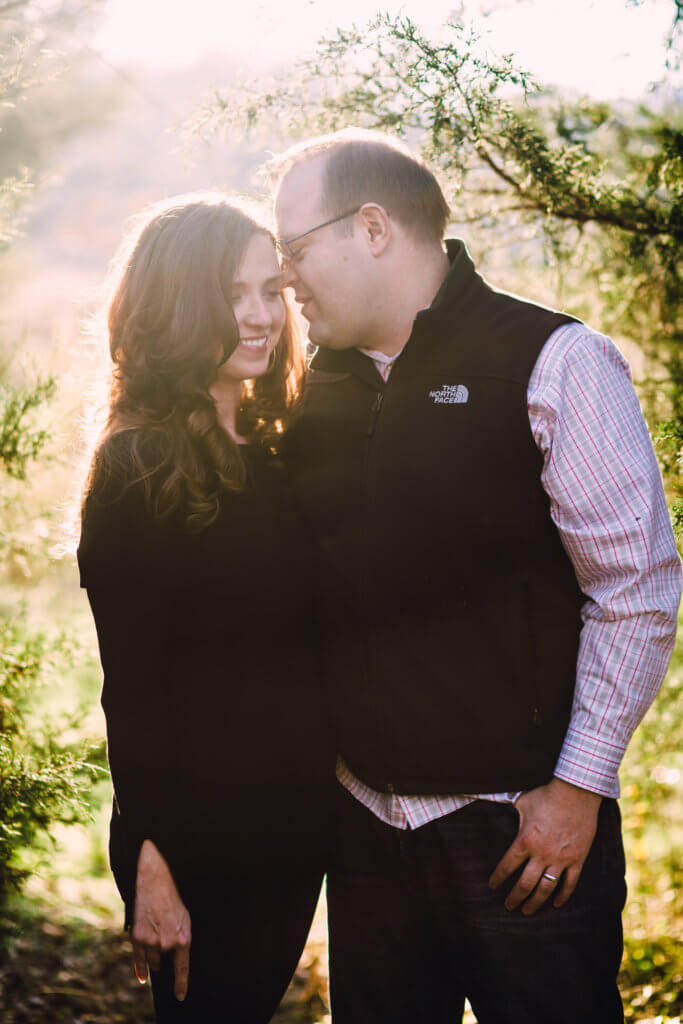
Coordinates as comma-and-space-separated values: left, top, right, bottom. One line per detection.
341, 323, 681, 829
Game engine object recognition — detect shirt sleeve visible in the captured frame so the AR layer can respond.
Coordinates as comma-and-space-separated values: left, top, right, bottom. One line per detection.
528, 323, 682, 798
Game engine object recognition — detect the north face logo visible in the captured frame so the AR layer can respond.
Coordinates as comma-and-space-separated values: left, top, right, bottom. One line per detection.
428, 384, 469, 404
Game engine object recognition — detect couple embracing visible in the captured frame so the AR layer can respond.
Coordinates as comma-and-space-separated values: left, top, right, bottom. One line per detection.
78, 130, 681, 1023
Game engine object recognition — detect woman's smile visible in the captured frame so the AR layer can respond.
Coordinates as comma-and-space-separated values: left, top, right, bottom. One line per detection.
239, 335, 270, 351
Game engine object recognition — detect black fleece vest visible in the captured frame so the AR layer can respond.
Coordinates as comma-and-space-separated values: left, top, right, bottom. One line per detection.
287, 240, 585, 794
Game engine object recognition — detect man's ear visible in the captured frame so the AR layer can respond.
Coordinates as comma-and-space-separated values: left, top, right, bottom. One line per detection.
357, 203, 391, 256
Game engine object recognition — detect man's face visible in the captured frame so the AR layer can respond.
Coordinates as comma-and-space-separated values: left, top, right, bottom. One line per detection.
275, 158, 372, 350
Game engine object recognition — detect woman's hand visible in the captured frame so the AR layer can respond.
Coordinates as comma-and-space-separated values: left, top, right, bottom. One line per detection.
132, 839, 192, 1001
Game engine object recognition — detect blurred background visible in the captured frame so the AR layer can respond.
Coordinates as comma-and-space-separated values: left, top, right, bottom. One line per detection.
0, 0, 681, 1020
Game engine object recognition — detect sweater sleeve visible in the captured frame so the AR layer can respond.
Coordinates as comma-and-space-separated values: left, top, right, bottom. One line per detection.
86, 581, 192, 912
78, 434, 196, 909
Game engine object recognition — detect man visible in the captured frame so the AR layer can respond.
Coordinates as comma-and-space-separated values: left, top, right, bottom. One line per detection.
271, 129, 681, 1023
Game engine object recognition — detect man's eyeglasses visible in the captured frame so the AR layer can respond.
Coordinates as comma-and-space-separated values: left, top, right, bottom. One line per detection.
278, 206, 362, 260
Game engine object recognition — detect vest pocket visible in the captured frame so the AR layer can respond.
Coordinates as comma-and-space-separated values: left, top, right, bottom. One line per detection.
371, 575, 541, 775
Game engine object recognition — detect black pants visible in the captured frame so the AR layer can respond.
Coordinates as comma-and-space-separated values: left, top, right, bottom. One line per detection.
150, 867, 323, 1023
327, 784, 626, 1023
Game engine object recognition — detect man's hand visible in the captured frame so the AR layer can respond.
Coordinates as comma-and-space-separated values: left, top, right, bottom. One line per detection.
488, 778, 602, 915
132, 839, 192, 1001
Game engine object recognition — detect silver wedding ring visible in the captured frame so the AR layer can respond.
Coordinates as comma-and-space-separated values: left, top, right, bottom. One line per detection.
542, 871, 559, 882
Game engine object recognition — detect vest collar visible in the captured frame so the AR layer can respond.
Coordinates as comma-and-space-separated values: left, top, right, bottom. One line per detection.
425, 238, 487, 325
309, 337, 386, 390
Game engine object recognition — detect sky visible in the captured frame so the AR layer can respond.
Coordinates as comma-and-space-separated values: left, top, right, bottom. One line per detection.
93, 0, 679, 98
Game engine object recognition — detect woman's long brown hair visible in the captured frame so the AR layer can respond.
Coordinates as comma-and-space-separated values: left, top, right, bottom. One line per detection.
86, 193, 304, 531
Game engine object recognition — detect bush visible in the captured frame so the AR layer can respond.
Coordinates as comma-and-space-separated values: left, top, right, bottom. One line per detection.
0, 376, 105, 936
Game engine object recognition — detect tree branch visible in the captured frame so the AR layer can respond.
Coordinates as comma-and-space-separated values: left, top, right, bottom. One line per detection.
0, 0, 30, 16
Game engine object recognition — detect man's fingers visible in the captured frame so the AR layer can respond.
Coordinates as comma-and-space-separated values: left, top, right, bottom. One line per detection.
553, 862, 582, 908
132, 939, 148, 985
173, 942, 191, 1002
520, 869, 563, 916
488, 839, 528, 890
503, 858, 586, 913
502, 859, 546, 911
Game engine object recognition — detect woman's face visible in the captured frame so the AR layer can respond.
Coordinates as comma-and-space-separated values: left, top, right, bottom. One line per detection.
217, 232, 286, 383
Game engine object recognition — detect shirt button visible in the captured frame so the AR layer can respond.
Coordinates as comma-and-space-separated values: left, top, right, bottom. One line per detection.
386, 782, 395, 793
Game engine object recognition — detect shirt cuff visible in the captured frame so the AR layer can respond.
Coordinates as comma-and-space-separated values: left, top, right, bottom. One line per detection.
553, 726, 624, 798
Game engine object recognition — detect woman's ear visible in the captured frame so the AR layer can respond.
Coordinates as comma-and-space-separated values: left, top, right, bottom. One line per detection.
357, 203, 392, 256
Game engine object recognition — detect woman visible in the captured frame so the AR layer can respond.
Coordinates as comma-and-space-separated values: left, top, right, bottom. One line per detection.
78, 193, 333, 1021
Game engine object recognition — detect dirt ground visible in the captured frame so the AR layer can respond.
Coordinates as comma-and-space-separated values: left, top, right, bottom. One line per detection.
1, 894, 680, 1023
0, 897, 330, 1024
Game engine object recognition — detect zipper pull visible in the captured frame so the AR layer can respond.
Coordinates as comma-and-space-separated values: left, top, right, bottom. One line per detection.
532, 707, 543, 727
367, 392, 384, 436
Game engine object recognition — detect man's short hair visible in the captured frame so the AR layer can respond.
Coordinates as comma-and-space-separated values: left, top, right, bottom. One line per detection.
268, 128, 451, 245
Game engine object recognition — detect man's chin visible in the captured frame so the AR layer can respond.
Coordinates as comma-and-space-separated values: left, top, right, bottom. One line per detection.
307, 325, 334, 349
307, 326, 353, 351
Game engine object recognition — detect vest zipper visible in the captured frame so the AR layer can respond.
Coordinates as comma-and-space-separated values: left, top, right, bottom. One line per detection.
364, 385, 393, 789
366, 390, 385, 505
367, 391, 384, 435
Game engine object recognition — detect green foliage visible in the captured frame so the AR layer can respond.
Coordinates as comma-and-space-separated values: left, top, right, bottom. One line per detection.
0, 1, 52, 245
0, 363, 105, 922
0, 376, 55, 480
655, 416, 683, 534
0, 171, 32, 251
0, 0, 108, 249
0, 0, 108, 923
0, 619, 104, 905
0, 345, 108, 924
194, 11, 679, 250
621, 937, 683, 1020
621, 645, 683, 933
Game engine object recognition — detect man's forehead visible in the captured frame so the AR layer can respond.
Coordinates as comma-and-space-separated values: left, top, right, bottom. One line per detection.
275, 157, 326, 233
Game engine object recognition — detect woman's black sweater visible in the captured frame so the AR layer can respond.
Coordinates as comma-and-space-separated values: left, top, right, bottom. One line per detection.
78, 433, 333, 917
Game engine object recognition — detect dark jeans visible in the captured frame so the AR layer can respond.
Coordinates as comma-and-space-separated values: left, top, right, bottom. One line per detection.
327, 784, 626, 1023
150, 867, 323, 1023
